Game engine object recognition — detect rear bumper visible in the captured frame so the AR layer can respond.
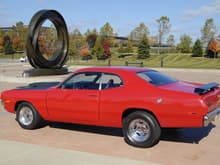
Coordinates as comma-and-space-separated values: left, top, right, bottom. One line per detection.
203, 106, 220, 127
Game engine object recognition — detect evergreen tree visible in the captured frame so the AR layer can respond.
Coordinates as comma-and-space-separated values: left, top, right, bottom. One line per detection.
4, 41, 14, 54
3, 35, 14, 54
192, 39, 203, 57
137, 36, 150, 59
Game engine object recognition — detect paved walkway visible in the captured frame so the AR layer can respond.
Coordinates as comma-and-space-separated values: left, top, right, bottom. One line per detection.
0, 139, 158, 165
0, 61, 220, 165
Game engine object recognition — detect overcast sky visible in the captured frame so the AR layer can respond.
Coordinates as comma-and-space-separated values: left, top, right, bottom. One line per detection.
0, 0, 220, 42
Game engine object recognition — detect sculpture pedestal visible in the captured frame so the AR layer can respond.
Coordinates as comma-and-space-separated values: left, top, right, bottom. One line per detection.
22, 67, 68, 77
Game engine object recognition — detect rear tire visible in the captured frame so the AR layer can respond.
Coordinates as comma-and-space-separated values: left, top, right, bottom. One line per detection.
16, 102, 43, 129
123, 111, 161, 148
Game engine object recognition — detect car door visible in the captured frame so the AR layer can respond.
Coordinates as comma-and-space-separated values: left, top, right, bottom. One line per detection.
46, 72, 101, 123
99, 73, 125, 126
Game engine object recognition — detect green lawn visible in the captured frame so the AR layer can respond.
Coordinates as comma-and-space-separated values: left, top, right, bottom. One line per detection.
1, 52, 220, 69
0, 53, 24, 59
68, 53, 220, 69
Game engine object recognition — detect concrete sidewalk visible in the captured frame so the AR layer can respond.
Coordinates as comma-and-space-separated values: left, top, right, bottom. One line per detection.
0, 139, 159, 165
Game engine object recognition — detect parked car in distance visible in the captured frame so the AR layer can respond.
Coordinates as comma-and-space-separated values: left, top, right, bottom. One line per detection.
1, 67, 220, 148
19, 56, 27, 62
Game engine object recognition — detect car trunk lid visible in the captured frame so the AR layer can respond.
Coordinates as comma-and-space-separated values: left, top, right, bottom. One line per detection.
159, 81, 220, 112
159, 81, 199, 94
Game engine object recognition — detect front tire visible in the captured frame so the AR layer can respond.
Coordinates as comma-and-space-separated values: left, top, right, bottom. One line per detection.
123, 111, 161, 148
16, 102, 43, 129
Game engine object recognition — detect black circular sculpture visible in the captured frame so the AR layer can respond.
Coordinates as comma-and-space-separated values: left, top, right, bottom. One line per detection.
26, 10, 69, 69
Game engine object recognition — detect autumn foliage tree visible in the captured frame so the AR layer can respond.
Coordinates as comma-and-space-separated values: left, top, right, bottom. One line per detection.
80, 45, 91, 60
102, 40, 111, 58
12, 37, 20, 50
0, 37, 3, 52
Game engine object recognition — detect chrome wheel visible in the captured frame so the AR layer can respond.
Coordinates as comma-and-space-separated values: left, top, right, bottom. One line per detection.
128, 119, 151, 142
19, 107, 34, 126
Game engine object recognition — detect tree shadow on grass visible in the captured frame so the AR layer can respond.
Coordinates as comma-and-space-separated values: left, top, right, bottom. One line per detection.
48, 122, 215, 144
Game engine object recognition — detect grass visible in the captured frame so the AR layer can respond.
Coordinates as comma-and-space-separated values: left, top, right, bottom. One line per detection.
0, 53, 24, 59
1, 52, 220, 69
68, 53, 220, 69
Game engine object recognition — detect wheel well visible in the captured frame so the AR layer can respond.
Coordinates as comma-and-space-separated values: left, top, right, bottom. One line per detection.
122, 108, 161, 126
14, 101, 29, 111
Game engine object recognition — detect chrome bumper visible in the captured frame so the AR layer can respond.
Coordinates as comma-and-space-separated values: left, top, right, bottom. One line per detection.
203, 106, 220, 127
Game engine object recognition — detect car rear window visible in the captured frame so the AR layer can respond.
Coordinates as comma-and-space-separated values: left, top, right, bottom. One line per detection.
137, 70, 177, 86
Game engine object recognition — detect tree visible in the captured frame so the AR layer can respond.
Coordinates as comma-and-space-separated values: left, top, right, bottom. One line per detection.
125, 40, 134, 53
12, 36, 20, 50
102, 40, 111, 58
69, 29, 85, 58
12, 21, 27, 51
0, 36, 3, 52
156, 16, 171, 46
177, 34, 192, 53
85, 29, 98, 49
137, 36, 150, 59
68, 37, 78, 57
201, 18, 217, 46
72, 28, 82, 37
3, 35, 14, 54
129, 23, 149, 41
92, 36, 104, 59
166, 34, 175, 47
117, 39, 134, 54
100, 22, 114, 43
0, 28, 4, 37
192, 39, 203, 57
80, 45, 91, 60
38, 25, 58, 58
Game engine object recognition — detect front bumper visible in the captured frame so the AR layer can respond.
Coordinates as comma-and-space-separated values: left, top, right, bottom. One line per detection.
203, 106, 220, 127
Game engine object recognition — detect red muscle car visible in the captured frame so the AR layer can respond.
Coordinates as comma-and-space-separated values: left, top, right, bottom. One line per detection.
1, 67, 220, 148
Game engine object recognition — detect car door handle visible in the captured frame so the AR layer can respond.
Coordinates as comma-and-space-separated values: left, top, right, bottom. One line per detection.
88, 94, 98, 97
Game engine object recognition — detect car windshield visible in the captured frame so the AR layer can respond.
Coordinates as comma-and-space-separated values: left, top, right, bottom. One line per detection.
137, 70, 177, 86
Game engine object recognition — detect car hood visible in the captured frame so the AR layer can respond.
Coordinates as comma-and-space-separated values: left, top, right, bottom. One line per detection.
16, 81, 60, 90
158, 81, 201, 94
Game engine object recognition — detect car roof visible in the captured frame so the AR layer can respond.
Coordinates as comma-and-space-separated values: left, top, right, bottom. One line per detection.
75, 66, 153, 74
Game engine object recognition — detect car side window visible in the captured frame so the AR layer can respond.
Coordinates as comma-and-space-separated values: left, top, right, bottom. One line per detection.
62, 72, 101, 90
101, 73, 123, 90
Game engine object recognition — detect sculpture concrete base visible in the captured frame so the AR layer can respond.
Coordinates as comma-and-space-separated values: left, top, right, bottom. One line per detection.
22, 67, 69, 77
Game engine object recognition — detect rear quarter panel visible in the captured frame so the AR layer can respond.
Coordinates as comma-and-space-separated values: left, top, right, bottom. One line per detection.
150, 89, 207, 127
99, 71, 207, 128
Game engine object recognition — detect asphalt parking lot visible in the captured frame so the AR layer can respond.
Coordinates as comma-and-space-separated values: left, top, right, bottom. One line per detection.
0, 61, 220, 165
